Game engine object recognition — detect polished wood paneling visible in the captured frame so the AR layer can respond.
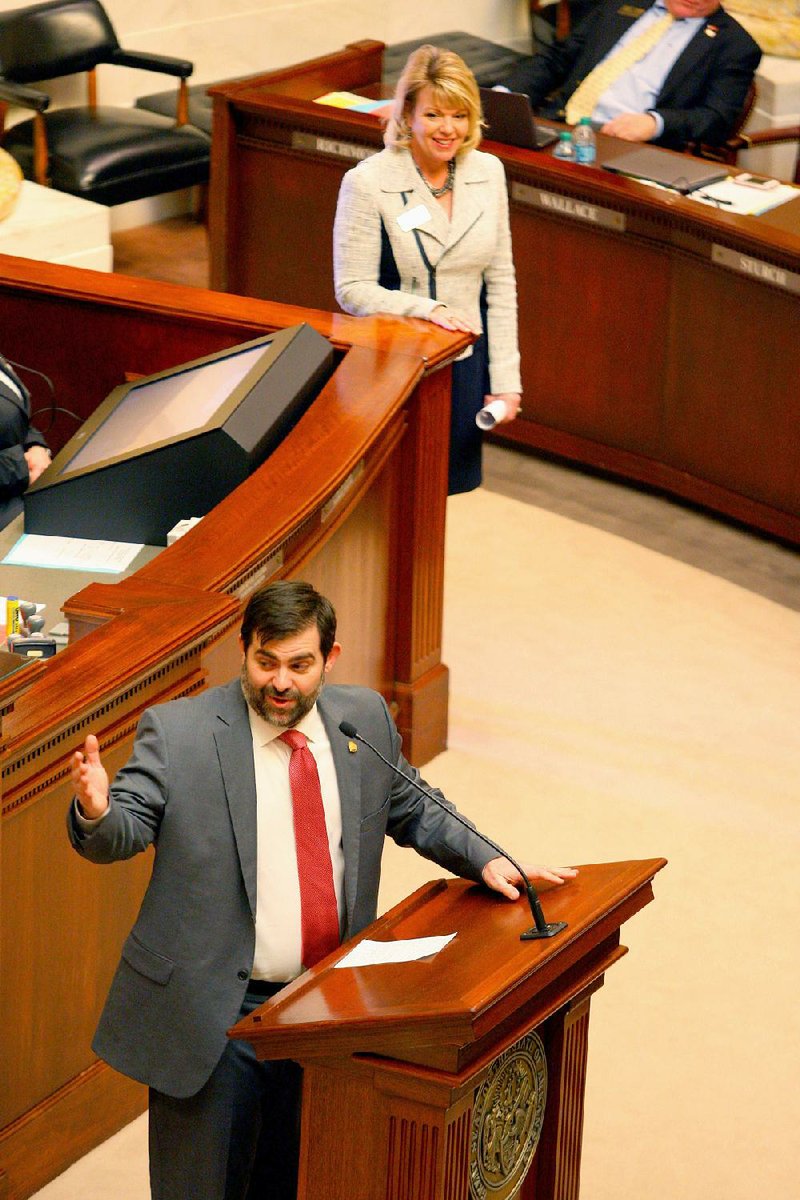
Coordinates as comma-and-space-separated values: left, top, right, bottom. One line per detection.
663, 255, 800, 511
512, 211, 671, 455
0, 1061, 145, 1200
0, 254, 471, 1199
208, 42, 800, 543
531, 997, 592, 1200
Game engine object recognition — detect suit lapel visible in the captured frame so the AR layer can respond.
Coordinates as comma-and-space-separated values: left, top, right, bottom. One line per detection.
659, 15, 723, 100
381, 148, 493, 266
213, 682, 258, 918
318, 689, 362, 934
0, 356, 29, 413
380, 149, 450, 250
217, 681, 363, 930
445, 154, 489, 254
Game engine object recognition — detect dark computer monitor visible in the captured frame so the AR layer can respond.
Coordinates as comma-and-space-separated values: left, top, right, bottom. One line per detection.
479, 88, 558, 151
25, 323, 335, 544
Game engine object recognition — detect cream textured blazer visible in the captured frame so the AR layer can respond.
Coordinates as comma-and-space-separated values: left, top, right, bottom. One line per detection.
333, 146, 521, 396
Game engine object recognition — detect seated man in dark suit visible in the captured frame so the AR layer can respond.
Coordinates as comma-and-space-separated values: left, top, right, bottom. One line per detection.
0, 353, 51, 529
506, 0, 762, 150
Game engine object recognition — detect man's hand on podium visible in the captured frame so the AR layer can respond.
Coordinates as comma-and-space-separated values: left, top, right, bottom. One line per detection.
482, 857, 578, 901
71, 733, 110, 820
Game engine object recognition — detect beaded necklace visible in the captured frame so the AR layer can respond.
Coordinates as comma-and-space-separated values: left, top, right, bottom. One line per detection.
414, 156, 455, 198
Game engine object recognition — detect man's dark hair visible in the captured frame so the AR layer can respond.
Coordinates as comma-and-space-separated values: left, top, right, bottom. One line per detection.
240, 581, 337, 658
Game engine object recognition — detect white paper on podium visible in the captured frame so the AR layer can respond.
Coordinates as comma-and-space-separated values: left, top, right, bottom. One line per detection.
334, 933, 456, 968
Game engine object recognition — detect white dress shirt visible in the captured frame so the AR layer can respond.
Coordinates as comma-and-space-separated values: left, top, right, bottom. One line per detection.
248, 702, 345, 981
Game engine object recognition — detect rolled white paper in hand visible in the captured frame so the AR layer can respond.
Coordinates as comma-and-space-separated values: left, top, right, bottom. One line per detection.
475, 399, 508, 430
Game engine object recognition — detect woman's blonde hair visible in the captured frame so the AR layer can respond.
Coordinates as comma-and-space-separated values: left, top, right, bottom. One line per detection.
384, 45, 484, 154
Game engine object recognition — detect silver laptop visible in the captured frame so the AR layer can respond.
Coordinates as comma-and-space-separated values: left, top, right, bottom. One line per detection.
479, 88, 559, 151
601, 146, 727, 194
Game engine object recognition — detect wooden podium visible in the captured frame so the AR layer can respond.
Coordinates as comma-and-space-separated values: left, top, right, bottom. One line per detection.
231, 858, 666, 1199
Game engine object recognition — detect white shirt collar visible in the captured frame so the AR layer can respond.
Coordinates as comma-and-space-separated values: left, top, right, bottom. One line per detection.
246, 699, 325, 748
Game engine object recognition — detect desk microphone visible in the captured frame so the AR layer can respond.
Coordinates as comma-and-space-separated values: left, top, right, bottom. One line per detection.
338, 721, 567, 940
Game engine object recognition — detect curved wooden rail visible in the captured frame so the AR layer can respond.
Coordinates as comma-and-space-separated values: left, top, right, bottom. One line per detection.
0, 253, 470, 1199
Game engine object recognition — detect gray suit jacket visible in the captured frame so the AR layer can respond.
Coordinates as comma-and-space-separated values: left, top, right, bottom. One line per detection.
333, 146, 521, 396
68, 681, 495, 1097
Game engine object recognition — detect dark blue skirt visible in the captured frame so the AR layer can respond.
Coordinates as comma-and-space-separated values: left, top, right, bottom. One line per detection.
449, 334, 489, 495
377, 217, 489, 495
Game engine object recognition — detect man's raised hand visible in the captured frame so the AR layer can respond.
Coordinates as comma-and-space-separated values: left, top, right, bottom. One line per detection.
71, 734, 110, 820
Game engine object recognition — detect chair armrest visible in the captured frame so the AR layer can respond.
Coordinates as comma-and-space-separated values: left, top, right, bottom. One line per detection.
109, 49, 194, 79
688, 123, 800, 166
732, 125, 800, 152
0, 78, 50, 112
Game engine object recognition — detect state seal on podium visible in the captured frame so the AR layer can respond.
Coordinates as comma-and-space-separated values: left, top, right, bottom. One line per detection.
469, 1031, 548, 1199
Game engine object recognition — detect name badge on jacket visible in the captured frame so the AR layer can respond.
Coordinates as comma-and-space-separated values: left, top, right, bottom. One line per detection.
397, 204, 432, 233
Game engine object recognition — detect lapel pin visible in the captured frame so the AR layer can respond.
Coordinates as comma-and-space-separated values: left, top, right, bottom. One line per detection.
348, 741, 358, 754
705, 24, 718, 36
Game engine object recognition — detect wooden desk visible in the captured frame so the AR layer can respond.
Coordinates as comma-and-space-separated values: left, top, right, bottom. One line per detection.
209, 40, 800, 544
0, 252, 469, 1198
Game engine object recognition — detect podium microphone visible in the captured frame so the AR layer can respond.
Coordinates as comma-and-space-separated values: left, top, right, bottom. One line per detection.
339, 721, 567, 941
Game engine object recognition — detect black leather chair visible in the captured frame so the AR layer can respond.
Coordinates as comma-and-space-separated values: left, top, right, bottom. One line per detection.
381, 32, 530, 88
0, 0, 210, 206
135, 32, 531, 135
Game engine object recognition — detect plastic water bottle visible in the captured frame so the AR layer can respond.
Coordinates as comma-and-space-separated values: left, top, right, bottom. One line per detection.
573, 117, 596, 165
552, 131, 577, 161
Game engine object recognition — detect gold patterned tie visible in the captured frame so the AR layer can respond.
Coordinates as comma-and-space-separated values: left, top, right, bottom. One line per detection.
565, 10, 675, 126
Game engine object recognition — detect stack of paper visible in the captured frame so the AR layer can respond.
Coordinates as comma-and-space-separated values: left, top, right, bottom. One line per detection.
690, 176, 799, 216
314, 91, 392, 115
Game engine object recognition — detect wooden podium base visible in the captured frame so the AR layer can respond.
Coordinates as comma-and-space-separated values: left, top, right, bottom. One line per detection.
296, 992, 596, 1200
232, 860, 666, 1199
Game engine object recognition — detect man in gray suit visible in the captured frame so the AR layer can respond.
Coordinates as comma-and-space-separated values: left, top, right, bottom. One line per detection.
69, 580, 575, 1199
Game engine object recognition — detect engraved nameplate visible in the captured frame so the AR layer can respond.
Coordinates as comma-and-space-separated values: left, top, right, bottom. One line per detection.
712, 244, 800, 296
232, 549, 284, 599
321, 463, 364, 522
292, 132, 375, 161
512, 182, 626, 231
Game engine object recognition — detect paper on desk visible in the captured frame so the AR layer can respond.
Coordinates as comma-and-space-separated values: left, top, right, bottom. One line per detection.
314, 91, 391, 114
2, 533, 143, 572
690, 176, 799, 216
334, 933, 456, 968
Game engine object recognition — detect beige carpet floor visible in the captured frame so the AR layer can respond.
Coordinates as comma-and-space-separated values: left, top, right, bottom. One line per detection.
34, 449, 800, 1198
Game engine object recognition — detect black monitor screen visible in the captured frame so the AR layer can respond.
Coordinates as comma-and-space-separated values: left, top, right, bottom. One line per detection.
26, 323, 335, 544
66, 343, 269, 474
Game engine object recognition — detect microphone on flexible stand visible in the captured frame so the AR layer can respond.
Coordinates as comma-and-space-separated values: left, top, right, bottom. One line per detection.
338, 721, 567, 940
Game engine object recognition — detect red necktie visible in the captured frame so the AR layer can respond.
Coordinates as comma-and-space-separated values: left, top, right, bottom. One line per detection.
279, 729, 340, 968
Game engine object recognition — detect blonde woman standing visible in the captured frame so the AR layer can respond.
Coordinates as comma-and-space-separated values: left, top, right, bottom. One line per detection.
333, 45, 521, 494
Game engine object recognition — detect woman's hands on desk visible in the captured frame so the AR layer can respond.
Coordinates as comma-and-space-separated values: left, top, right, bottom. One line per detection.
428, 303, 479, 333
